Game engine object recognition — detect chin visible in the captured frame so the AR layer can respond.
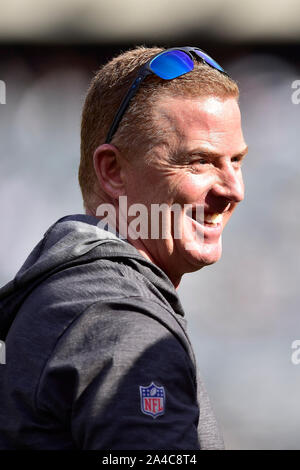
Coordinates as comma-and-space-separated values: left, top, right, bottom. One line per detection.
182, 238, 223, 271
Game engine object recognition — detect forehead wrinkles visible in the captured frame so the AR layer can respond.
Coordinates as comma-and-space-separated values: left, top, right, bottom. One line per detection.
145, 101, 180, 162
155, 96, 243, 154
153, 97, 204, 164
156, 97, 191, 133
155, 96, 213, 139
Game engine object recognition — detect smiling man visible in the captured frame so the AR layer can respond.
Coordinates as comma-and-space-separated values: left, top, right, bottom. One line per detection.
99, 94, 246, 287
0, 46, 247, 450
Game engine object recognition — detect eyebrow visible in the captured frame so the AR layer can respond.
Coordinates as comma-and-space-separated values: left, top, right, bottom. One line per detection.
187, 145, 249, 160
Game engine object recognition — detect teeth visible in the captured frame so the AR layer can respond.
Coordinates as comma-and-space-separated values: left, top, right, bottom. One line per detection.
185, 207, 224, 225
204, 213, 223, 224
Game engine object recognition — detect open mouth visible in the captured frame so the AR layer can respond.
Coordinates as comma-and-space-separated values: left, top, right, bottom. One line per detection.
187, 206, 224, 227
201, 210, 222, 226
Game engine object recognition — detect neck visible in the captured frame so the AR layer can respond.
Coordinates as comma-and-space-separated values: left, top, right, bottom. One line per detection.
125, 234, 182, 289
87, 205, 182, 289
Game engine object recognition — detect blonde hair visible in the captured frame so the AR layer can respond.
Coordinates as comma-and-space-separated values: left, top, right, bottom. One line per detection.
79, 46, 239, 211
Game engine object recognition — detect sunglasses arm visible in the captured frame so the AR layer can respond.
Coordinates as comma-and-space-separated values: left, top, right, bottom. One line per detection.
105, 70, 150, 144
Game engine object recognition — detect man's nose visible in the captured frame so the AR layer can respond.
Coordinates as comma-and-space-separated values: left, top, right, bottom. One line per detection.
211, 162, 244, 203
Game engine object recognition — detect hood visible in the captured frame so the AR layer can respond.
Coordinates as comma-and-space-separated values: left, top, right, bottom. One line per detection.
0, 214, 180, 341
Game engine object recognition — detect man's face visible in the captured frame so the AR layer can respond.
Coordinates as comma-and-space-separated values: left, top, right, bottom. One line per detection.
122, 95, 247, 286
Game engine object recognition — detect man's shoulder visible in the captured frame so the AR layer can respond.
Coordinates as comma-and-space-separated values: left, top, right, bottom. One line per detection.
6, 253, 187, 376
25, 252, 176, 325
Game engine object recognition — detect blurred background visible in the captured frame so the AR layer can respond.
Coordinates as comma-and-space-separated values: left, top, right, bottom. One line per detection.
0, 0, 300, 450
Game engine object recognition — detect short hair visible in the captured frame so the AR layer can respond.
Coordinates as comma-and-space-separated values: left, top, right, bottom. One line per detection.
79, 46, 239, 211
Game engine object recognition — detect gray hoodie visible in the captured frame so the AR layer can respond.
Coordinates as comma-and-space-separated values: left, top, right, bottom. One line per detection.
0, 214, 224, 450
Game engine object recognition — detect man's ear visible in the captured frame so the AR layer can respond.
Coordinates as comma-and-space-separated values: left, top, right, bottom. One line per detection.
93, 144, 126, 199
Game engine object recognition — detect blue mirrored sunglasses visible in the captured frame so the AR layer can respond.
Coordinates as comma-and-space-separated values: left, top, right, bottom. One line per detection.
105, 46, 228, 143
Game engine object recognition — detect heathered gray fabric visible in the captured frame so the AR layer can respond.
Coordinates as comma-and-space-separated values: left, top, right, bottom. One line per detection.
0, 214, 224, 450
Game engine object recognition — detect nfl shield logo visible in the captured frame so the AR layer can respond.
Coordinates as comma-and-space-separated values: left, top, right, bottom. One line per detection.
139, 382, 165, 419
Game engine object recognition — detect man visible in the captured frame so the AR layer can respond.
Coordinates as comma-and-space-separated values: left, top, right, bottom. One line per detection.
0, 46, 247, 449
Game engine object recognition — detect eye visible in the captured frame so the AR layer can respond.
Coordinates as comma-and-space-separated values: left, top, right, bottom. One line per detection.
231, 156, 243, 167
188, 155, 213, 171
191, 158, 209, 166
189, 159, 209, 172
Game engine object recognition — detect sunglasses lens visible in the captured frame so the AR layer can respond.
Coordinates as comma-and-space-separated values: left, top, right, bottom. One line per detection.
193, 49, 224, 72
150, 50, 194, 80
